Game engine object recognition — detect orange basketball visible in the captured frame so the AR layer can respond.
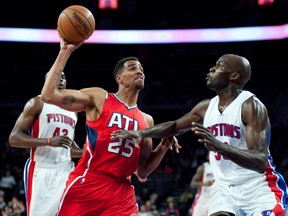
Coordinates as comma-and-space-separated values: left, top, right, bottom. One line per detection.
57, 5, 95, 44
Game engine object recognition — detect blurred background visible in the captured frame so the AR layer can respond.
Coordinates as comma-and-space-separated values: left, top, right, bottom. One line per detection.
1, 0, 288, 215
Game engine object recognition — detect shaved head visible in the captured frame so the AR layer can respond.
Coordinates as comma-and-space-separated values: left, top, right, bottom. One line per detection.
220, 54, 251, 87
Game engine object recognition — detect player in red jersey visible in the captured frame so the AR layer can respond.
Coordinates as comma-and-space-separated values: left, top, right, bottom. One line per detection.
40, 38, 181, 216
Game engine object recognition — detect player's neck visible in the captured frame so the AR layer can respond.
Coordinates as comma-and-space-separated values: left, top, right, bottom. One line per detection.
218, 89, 242, 112
115, 91, 138, 107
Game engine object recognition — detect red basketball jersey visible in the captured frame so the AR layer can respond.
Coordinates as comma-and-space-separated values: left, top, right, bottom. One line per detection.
75, 93, 147, 178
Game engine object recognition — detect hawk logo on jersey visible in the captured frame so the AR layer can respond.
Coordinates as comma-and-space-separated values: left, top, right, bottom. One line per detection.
108, 113, 139, 131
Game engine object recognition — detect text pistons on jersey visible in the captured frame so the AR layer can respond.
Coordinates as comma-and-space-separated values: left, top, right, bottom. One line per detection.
46, 113, 76, 128
207, 123, 240, 139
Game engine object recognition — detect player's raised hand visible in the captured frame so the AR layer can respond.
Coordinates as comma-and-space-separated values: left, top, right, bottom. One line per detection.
59, 37, 85, 54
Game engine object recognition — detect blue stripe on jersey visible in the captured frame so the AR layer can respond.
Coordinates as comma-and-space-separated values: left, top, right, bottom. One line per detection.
267, 128, 271, 148
24, 158, 31, 202
275, 173, 288, 206
267, 154, 288, 207
86, 125, 98, 151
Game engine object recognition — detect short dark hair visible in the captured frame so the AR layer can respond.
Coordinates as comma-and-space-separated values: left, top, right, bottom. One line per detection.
113, 56, 139, 79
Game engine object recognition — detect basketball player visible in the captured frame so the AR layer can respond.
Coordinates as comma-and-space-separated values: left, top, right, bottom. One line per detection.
112, 54, 288, 215
40, 38, 181, 215
9, 72, 83, 216
190, 153, 214, 216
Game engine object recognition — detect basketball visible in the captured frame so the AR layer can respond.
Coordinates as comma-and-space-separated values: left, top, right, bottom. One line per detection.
57, 5, 95, 44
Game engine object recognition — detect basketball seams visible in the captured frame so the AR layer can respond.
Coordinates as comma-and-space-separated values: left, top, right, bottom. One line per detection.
65, 8, 94, 30
58, 14, 79, 43
62, 11, 86, 41
57, 5, 95, 44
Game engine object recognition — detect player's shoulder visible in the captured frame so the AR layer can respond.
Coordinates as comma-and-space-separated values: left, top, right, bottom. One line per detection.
80, 87, 108, 106
201, 99, 211, 106
26, 95, 43, 106
141, 111, 154, 127
242, 92, 268, 122
141, 111, 152, 120
80, 87, 106, 95
243, 93, 266, 110
192, 98, 210, 115
195, 98, 211, 108
23, 95, 44, 114
195, 163, 205, 173
142, 112, 152, 120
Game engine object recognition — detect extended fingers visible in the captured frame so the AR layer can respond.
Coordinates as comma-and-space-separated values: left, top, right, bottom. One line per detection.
111, 130, 123, 135
111, 130, 126, 139
167, 136, 181, 153
191, 123, 209, 137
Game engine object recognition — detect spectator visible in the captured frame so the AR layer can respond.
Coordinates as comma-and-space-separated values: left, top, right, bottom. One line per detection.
164, 196, 180, 216
139, 204, 153, 216
8, 196, 26, 216
0, 168, 16, 202
0, 190, 8, 216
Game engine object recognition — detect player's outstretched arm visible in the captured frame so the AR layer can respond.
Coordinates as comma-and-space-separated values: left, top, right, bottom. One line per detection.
41, 38, 92, 113
111, 99, 209, 140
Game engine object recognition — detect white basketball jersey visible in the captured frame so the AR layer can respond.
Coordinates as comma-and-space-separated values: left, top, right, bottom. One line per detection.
203, 90, 264, 184
29, 102, 77, 164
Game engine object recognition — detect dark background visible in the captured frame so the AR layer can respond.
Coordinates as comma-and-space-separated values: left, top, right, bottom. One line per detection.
1, 0, 288, 145
1, 0, 288, 214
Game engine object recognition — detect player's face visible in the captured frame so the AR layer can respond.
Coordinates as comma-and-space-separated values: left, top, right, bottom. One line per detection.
206, 57, 231, 91
121, 60, 145, 90
58, 72, 67, 90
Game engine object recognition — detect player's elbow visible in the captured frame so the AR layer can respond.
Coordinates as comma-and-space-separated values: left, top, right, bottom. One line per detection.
40, 94, 52, 103
254, 155, 268, 173
137, 170, 148, 179
136, 168, 149, 180
40, 94, 60, 106
258, 160, 268, 174
9, 133, 18, 148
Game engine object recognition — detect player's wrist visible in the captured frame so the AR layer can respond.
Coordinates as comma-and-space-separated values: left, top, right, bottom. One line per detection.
140, 130, 146, 138
47, 138, 51, 146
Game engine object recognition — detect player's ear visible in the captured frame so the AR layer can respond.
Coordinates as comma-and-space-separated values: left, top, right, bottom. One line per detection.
230, 72, 240, 81
115, 74, 122, 84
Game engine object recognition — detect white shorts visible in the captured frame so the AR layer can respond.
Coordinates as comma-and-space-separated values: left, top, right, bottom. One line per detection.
24, 159, 74, 216
208, 177, 285, 216
191, 194, 211, 216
